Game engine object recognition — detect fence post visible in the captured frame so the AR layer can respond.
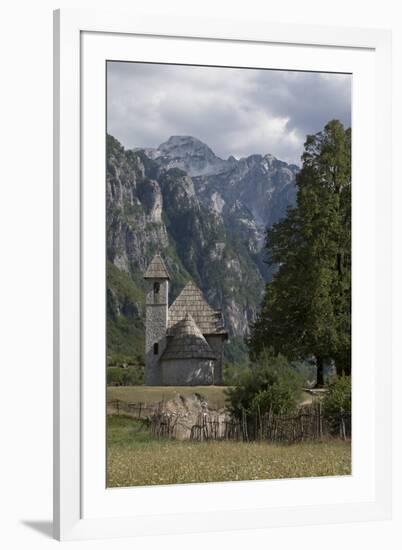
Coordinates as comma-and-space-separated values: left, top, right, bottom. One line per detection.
340, 407, 346, 441
242, 408, 249, 442
318, 400, 323, 439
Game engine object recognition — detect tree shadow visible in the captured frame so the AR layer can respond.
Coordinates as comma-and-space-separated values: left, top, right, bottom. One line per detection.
21, 520, 53, 538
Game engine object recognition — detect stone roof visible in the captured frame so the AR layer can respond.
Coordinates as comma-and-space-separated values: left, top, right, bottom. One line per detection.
143, 254, 170, 280
162, 313, 217, 361
168, 281, 227, 336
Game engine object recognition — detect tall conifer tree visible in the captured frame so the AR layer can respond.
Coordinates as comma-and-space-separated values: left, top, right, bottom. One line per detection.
249, 120, 351, 385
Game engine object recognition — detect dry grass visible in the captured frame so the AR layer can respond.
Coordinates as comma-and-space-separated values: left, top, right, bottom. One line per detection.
107, 415, 351, 488
107, 385, 230, 410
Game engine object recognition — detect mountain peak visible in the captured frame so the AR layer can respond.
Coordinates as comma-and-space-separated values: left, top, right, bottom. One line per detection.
158, 135, 218, 158
160, 135, 205, 146
152, 135, 229, 177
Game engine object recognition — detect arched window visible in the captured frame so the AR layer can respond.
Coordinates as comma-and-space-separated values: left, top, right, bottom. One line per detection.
153, 282, 160, 296
153, 342, 159, 355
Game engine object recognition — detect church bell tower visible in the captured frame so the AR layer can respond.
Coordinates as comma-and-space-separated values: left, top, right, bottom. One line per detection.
143, 254, 170, 385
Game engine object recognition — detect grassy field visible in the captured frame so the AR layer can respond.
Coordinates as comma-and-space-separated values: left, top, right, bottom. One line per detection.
107, 385, 313, 411
107, 385, 231, 409
107, 415, 351, 487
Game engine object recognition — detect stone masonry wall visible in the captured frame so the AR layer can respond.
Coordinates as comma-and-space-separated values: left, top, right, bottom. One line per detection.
205, 335, 224, 384
161, 358, 214, 386
145, 278, 168, 385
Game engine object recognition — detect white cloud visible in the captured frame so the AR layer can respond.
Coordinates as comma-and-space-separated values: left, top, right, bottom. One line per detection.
107, 62, 351, 166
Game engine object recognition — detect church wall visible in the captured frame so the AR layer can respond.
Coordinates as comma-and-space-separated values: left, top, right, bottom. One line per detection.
205, 335, 224, 385
161, 358, 215, 386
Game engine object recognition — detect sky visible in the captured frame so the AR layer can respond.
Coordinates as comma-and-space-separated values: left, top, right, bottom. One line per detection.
107, 62, 351, 166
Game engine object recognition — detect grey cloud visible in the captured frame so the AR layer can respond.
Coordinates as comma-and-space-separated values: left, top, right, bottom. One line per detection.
107, 62, 351, 166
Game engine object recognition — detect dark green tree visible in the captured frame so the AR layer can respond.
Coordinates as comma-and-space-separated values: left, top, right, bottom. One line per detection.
249, 120, 351, 385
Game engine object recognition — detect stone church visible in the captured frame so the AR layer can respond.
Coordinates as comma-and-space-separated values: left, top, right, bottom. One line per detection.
144, 254, 228, 386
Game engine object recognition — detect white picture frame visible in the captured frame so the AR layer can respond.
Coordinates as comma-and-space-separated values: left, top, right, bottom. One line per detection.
53, 8, 392, 541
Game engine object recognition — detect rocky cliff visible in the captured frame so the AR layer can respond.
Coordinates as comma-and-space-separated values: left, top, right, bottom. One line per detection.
106, 134, 298, 365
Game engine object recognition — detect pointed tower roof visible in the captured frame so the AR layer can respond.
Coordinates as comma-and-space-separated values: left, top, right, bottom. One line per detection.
168, 281, 227, 336
162, 313, 216, 360
144, 254, 170, 280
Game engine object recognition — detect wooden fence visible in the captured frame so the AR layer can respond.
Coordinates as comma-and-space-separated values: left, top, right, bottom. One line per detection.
108, 399, 351, 443
150, 402, 351, 443
107, 399, 154, 419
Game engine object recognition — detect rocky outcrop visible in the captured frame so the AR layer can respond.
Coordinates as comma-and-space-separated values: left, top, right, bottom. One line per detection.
106, 134, 298, 363
150, 393, 229, 440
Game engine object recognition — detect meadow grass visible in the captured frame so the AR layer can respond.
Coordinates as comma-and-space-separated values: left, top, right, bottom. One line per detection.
107, 415, 351, 487
107, 385, 313, 411
107, 385, 231, 409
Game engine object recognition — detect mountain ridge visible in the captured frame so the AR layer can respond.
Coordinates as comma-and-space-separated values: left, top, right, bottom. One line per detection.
135, 135, 299, 178
106, 133, 298, 365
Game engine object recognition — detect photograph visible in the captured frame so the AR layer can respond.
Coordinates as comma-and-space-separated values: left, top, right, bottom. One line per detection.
0, 0, 396, 545
105, 61, 352, 488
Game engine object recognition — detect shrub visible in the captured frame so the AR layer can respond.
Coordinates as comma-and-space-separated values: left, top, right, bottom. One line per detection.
322, 375, 351, 417
222, 362, 251, 386
107, 366, 144, 386
322, 375, 351, 437
226, 352, 302, 419
107, 352, 146, 368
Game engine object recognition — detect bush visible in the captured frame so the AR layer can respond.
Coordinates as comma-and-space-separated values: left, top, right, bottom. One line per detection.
322, 375, 351, 417
222, 362, 251, 386
289, 360, 317, 388
107, 366, 144, 386
321, 375, 351, 438
107, 353, 143, 367
226, 352, 302, 419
